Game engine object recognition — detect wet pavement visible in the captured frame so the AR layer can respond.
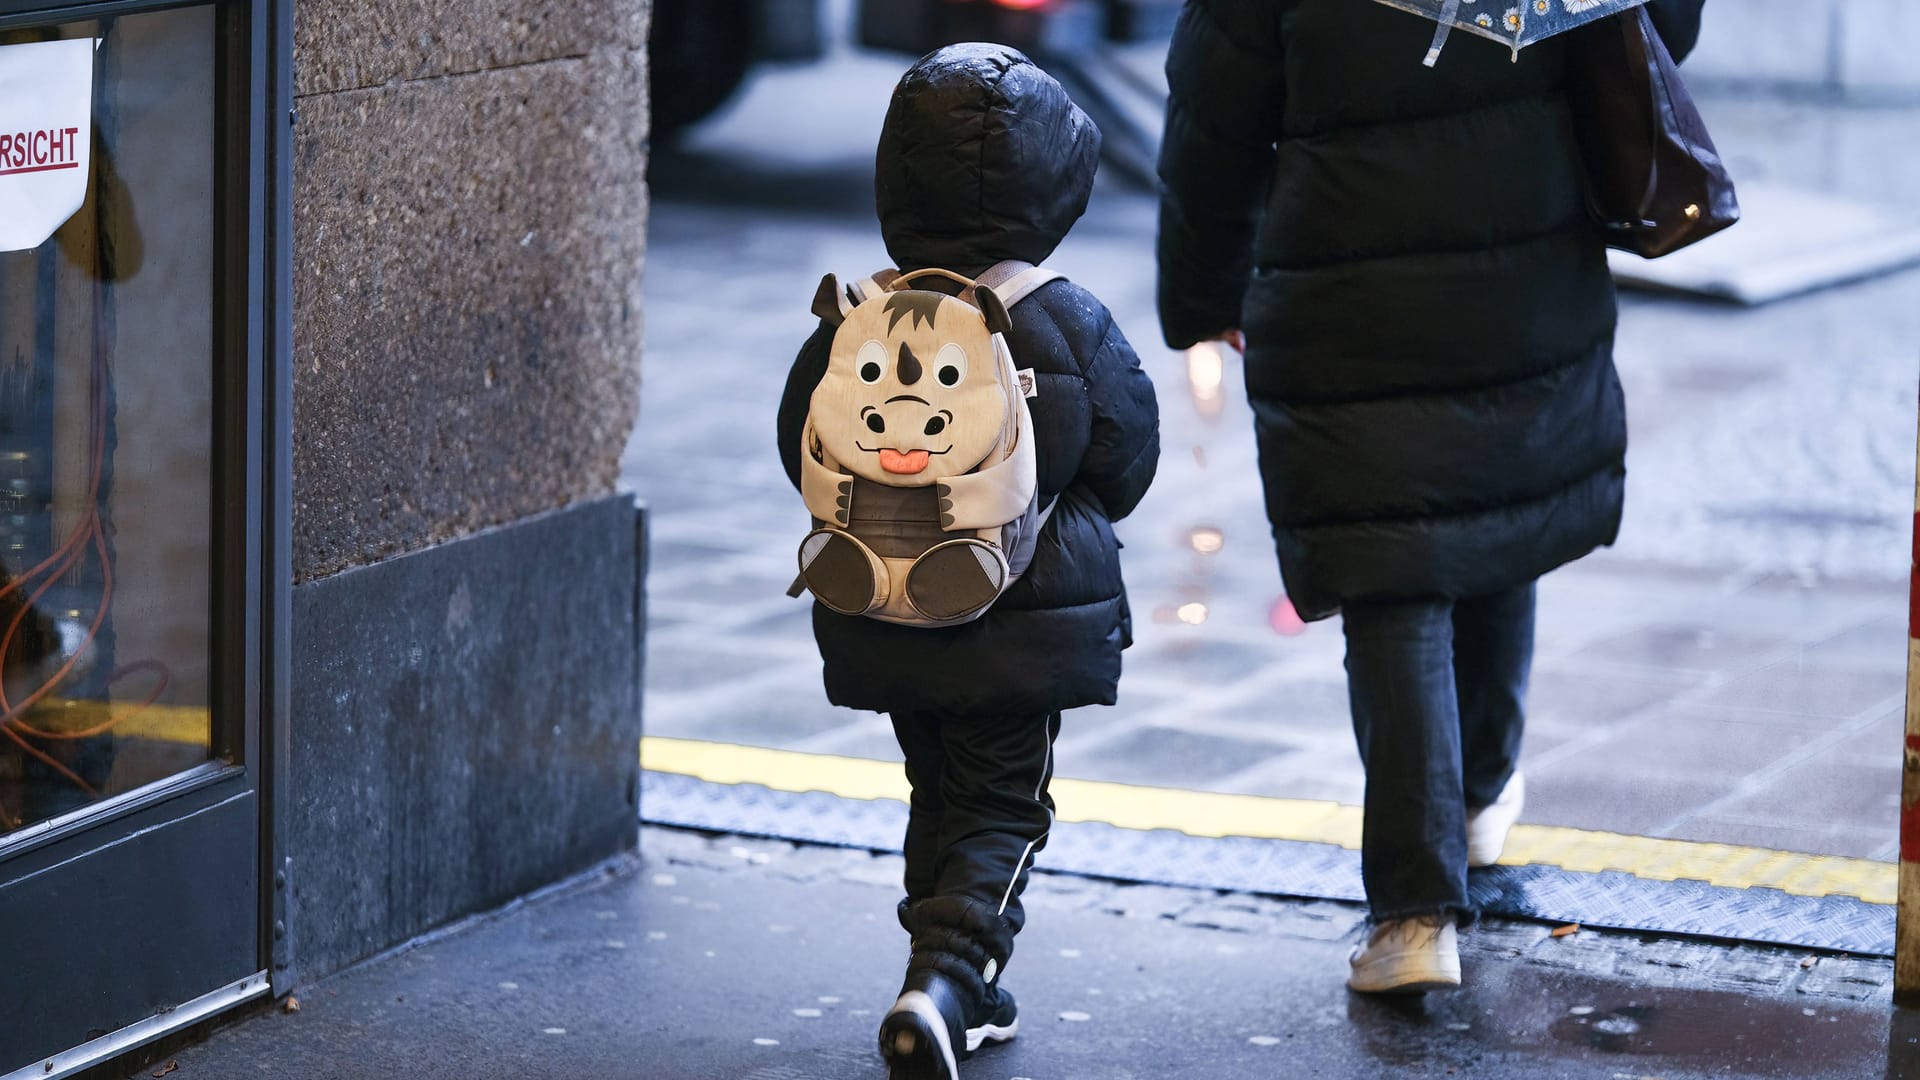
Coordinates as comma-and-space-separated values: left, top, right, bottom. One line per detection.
142, 827, 1914, 1079
626, 35, 1920, 864
135, 27, 1920, 1080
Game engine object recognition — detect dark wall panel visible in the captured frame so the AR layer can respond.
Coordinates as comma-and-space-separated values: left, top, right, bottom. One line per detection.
285, 494, 641, 982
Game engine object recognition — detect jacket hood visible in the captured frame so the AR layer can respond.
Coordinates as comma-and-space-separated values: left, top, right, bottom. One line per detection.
876, 43, 1102, 274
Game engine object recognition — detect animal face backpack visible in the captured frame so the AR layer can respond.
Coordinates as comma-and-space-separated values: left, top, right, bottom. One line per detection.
793, 262, 1060, 627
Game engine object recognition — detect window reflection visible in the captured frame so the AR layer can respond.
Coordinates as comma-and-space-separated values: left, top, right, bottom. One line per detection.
0, 8, 214, 835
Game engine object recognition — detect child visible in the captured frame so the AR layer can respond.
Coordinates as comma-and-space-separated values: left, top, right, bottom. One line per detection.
776, 43, 1160, 1080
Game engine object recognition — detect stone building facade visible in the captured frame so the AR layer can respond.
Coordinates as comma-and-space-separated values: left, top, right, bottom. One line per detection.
281, 0, 652, 983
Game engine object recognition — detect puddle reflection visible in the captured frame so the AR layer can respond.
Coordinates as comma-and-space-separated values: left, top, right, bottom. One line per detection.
1890, 1006, 1920, 1080
1186, 342, 1225, 419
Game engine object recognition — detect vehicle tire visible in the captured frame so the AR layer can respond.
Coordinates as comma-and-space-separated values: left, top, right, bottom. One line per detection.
649, 0, 755, 136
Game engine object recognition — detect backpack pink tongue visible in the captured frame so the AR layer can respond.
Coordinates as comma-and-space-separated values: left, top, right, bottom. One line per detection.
878, 449, 930, 475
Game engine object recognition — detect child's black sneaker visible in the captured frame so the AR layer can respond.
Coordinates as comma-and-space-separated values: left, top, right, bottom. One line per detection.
879, 970, 967, 1080
965, 984, 1018, 1053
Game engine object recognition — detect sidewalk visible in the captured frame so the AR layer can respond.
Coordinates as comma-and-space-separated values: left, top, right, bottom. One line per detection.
631, 51, 1920, 863
136, 827, 1911, 1080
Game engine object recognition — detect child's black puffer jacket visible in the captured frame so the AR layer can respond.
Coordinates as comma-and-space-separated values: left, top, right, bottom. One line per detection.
778, 43, 1160, 717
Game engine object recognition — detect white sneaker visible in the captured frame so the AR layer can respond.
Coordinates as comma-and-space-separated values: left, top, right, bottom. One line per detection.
1466, 770, 1525, 868
1347, 916, 1461, 994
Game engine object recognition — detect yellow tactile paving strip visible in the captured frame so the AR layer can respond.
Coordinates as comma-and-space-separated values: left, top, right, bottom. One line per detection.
642, 735, 1898, 906
55, 718, 1890, 906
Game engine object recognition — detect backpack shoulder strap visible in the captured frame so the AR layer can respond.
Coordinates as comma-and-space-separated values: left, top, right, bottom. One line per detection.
845, 269, 900, 306
972, 259, 1063, 310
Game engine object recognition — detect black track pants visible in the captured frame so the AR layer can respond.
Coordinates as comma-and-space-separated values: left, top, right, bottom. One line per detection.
889, 710, 1061, 936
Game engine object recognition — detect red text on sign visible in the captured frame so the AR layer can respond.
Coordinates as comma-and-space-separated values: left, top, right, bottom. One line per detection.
0, 127, 83, 176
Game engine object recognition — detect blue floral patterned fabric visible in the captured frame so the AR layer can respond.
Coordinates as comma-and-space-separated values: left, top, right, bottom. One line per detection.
1372, 0, 1648, 57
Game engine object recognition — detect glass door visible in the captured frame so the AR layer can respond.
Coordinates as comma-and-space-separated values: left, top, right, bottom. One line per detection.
0, 0, 280, 1073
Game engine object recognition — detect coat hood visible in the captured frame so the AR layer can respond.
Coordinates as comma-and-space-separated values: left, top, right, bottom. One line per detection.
876, 44, 1102, 274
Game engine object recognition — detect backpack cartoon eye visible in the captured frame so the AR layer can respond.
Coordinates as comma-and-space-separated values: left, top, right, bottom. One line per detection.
794, 263, 1059, 627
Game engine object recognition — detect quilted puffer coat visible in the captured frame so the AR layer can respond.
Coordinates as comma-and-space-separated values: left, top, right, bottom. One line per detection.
1157, 0, 1704, 619
779, 44, 1161, 715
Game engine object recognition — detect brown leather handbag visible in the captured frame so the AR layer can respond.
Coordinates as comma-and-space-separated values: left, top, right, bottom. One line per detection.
1565, 6, 1739, 258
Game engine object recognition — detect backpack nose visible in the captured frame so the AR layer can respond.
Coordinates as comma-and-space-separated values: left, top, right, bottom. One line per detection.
897, 342, 923, 386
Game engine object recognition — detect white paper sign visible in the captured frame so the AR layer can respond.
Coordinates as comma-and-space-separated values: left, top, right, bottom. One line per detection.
0, 39, 94, 253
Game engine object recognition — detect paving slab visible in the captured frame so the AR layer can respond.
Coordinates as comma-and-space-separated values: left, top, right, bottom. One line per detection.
134, 828, 1913, 1080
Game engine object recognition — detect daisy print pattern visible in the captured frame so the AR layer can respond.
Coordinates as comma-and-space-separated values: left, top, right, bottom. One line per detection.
1563, 0, 1612, 10
1503, 6, 1521, 30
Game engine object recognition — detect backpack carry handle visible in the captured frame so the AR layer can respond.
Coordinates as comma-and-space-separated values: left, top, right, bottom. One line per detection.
886, 267, 976, 291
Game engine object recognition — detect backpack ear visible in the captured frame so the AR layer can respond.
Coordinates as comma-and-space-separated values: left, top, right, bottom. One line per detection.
975, 285, 1012, 336
812, 273, 850, 327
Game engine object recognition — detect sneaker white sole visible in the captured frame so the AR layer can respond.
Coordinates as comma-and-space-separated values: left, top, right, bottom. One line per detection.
1347, 952, 1462, 995
965, 1017, 1019, 1053
1466, 838, 1507, 868
1467, 771, 1525, 868
883, 990, 958, 1080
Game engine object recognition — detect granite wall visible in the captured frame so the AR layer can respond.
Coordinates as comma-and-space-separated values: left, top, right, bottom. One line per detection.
291, 0, 649, 582
279, 0, 651, 985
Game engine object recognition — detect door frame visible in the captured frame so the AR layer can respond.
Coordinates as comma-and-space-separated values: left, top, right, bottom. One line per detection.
0, 0, 291, 1072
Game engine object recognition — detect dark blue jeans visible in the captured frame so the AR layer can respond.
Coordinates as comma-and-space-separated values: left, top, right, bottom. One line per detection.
1341, 583, 1535, 921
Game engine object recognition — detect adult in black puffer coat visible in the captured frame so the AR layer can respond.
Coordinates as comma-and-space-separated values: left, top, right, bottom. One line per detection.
1156, 0, 1704, 993
778, 44, 1159, 1075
